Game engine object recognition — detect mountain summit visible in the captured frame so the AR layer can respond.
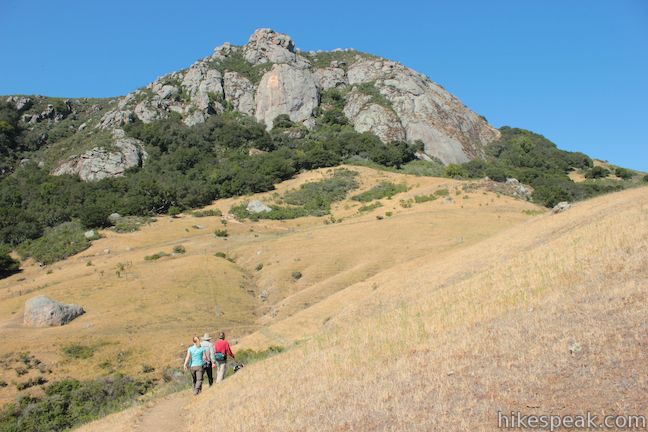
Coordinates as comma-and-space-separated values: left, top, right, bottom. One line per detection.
116, 28, 499, 162
7, 29, 500, 181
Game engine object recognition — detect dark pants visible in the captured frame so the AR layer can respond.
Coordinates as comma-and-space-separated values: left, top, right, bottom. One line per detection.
190, 366, 204, 394
203, 363, 213, 386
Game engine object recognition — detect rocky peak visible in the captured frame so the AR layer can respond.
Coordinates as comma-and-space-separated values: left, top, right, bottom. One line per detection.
48, 28, 501, 180
243, 28, 298, 65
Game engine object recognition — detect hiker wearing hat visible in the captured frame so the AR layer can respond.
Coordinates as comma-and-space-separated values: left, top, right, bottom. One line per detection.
214, 332, 235, 382
183, 336, 209, 395
200, 333, 216, 387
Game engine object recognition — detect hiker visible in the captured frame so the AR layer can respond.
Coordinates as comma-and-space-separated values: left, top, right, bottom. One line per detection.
214, 332, 235, 382
200, 333, 216, 387
183, 336, 208, 395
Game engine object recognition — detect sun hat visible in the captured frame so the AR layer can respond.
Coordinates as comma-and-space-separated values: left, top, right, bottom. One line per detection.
201, 333, 212, 341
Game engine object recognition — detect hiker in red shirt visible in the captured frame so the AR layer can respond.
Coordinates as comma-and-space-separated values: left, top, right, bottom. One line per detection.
214, 332, 235, 382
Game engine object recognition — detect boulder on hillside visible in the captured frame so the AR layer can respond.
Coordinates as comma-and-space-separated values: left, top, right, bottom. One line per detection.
504, 177, 533, 200
108, 213, 122, 225
23, 295, 85, 327
246, 200, 272, 214
552, 202, 571, 213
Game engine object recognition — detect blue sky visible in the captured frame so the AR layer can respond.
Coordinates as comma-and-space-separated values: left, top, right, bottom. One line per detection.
1, 0, 646, 170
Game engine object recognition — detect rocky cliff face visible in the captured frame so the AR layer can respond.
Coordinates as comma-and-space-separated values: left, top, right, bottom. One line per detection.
51, 129, 147, 182
39, 28, 499, 180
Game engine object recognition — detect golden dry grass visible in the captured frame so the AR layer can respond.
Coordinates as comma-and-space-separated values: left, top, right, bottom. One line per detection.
170, 185, 648, 432
0, 166, 537, 406
9, 166, 612, 431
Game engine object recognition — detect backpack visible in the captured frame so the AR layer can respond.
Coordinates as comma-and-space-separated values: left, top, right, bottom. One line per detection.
214, 352, 226, 362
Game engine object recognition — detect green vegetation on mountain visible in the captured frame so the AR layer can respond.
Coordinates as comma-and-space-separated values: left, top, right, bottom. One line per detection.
302, 49, 377, 70
208, 50, 273, 84
16, 221, 90, 265
231, 168, 359, 221
0, 102, 22, 176
0, 95, 641, 273
0, 99, 113, 177
352, 181, 408, 202
445, 127, 640, 207
353, 82, 393, 111
282, 168, 359, 212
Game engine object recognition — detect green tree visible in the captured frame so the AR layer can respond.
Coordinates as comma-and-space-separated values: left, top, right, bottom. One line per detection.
271, 114, 294, 129
614, 167, 633, 180
585, 166, 610, 179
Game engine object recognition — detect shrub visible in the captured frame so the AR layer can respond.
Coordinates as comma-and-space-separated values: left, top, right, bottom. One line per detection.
319, 107, 348, 126
0, 375, 153, 432
614, 167, 633, 180
354, 82, 392, 109
271, 114, 294, 129
16, 377, 47, 391
414, 194, 437, 203
167, 206, 182, 217
192, 209, 222, 218
242, 205, 311, 221
112, 216, 152, 233
235, 346, 284, 365
352, 181, 408, 202
172, 245, 186, 254
643, 174, 648, 182
79, 204, 112, 229
358, 202, 383, 212
444, 163, 466, 178
283, 168, 359, 215
214, 252, 227, 259
62, 343, 96, 360
397, 159, 445, 177
209, 50, 272, 84
224, 345, 285, 379
291, 271, 302, 280
16, 221, 89, 265
214, 229, 229, 237
585, 166, 610, 179
144, 252, 169, 261
255, 263, 263, 271
435, 188, 449, 197
400, 199, 413, 208
141, 365, 155, 373
532, 184, 573, 208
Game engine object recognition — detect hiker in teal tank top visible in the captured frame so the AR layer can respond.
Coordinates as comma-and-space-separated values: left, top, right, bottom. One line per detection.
183, 336, 208, 395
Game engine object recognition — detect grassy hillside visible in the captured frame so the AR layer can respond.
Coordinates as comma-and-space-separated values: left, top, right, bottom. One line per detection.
0, 166, 540, 416
189, 186, 647, 431
74, 182, 648, 432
